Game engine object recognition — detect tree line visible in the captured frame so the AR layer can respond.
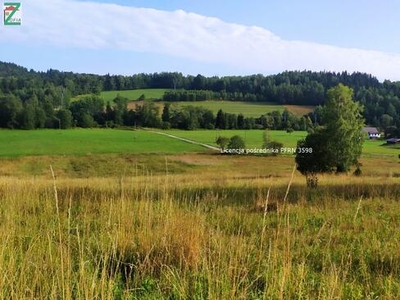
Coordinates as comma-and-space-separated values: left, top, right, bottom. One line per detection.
1, 61, 400, 132
1, 90, 312, 131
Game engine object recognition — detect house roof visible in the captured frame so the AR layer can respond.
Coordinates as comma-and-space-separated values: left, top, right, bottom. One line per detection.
4, 6, 15, 11
362, 127, 380, 134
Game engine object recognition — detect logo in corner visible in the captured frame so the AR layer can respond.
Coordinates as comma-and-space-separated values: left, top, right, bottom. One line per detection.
3, 2, 21, 25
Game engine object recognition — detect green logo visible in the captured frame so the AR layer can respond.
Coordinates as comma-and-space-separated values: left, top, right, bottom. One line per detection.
3, 2, 21, 25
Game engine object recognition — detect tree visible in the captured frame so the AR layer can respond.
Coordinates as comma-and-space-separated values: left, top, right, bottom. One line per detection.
227, 135, 246, 150
201, 109, 215, 129
263, 129, 283, 156
105, 101, 115, 126
192, 74, 206, 90
162, 103, 170, 122
113, 94, 128, 126
215, 109, 226, 129
56, 109, 73, 129
35, 106, 46, 128
79, 112, 96, 128
216, 136, 230, 151
135, 102, 161, 128
380, 114, 393, 130
0, 95, 23, 128
323, 84, 364, 173
21, 102, 36, 130
295, 129, 335, 187
237, 114, 245, 129
295, 84, 364, 186
262, 129, 272, 149
69, 94, 104, 127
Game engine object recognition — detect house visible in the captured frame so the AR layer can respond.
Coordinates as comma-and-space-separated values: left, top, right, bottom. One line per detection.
3, 5, 15, 20
3, 5, 14, 18
362, 127, 381, 139
386, 138, 400, 144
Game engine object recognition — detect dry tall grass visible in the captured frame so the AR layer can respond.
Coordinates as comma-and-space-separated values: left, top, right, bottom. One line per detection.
0, 170, 400, 299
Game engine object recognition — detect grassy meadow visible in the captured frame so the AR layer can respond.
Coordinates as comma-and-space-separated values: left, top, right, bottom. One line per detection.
165, 101, 314, 118
0, 128, 399, 159
162, 129, 306, 149
0, 129, 205, 158
101, 89, 168, 102
161, 129, 400, 158
2, 128, 400, 298
72, 89, 168, 103
2, 160, 400, 299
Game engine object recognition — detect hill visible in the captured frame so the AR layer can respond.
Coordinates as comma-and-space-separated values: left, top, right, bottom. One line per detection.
1, 61, 400, 132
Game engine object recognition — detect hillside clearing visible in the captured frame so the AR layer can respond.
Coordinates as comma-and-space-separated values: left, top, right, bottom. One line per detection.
131, 100, 315, 118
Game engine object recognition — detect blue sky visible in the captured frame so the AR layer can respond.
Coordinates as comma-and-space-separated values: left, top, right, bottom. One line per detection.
1, 0, 400, 81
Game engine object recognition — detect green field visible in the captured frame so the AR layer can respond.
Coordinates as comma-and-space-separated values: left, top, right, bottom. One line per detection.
72, 89, 168, 103
0, 129, 203, 157
162, 129, 305, 149
161, 129, 400, 158
361, 139, 400, 157
101, 89, 168, 101
0, 129, 398, 159
170, 101, 314, 117
168, 101, 286, 117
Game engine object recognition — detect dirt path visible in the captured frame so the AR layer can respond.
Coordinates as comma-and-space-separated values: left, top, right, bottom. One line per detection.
146, 130, 220, 151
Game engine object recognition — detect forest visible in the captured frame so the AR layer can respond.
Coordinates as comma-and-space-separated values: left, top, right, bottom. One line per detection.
1, 61, 400, 134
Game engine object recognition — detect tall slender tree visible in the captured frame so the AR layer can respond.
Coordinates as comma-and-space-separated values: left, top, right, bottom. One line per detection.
323, 84, 364, 172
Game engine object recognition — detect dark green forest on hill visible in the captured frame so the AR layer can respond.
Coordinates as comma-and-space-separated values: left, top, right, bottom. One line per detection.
1, 61, 400, 134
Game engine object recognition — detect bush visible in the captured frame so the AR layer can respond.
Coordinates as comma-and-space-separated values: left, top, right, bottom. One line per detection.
266, 141, 283, 156
162, 121, 171, 130
227, 135, 246, 150
216, 136, 230, 151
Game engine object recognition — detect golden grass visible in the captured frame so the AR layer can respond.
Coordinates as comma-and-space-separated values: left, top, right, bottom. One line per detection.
1, 153, 399, 180
1, 164, 400, 298
284, 105, 315, 116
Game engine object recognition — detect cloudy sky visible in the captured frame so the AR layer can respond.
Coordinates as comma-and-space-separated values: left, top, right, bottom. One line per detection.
1, 0, 400, 81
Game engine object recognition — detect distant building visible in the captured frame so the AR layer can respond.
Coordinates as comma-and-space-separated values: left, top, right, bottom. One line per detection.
362, 127, 381, 139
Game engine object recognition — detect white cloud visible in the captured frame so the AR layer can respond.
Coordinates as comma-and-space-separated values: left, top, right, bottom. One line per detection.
2, 0, 400, 80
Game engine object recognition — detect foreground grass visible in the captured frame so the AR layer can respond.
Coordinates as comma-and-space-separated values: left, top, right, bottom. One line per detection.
1, 171, 400, 299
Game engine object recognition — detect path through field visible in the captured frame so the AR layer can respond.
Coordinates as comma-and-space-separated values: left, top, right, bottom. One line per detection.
146, 130, 220, 151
